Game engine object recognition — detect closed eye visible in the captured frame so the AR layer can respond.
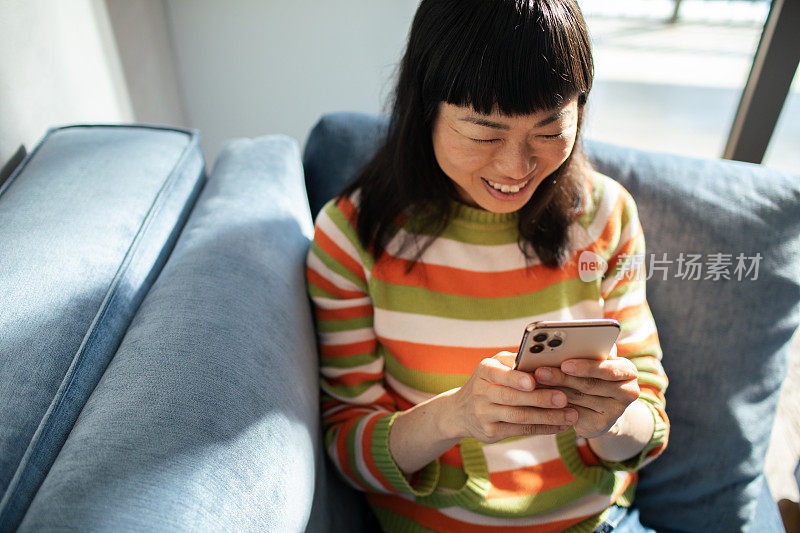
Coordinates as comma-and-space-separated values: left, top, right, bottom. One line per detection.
470, 137, 500, 143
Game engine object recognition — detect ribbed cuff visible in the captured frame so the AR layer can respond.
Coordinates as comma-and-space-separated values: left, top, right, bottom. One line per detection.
371, 412, 440, 496
598, 398, 669, 472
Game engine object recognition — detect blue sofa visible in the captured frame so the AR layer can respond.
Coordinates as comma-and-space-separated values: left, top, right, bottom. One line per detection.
1, 117, 798, 532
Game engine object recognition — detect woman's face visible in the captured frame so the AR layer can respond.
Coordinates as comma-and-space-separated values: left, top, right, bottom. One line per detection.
431, 97, 579, 213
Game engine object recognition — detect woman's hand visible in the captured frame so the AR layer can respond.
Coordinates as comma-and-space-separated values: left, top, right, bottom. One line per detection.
446, 352, 579, 444
532, 345, 641, 439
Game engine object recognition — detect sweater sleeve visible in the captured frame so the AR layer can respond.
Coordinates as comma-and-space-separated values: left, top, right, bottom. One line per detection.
598, 186, 670, 472
306, 197, 440, 496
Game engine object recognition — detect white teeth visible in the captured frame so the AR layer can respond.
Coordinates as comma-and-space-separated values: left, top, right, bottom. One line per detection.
487, 179, 525, 194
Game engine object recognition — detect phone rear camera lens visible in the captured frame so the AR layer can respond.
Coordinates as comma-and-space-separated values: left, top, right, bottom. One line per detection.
547, 339, 563, 348
530, 344, 544, 353
533, 333, 548, 342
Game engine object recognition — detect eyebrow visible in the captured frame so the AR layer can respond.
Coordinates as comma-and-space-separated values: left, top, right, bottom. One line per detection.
459, 108, 570, 130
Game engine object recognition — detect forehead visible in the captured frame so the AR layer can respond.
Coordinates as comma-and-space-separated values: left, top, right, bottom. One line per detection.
441, 98, 578, 128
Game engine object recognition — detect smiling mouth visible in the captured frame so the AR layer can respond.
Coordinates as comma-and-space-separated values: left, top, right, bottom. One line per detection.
482, 177, 531, 194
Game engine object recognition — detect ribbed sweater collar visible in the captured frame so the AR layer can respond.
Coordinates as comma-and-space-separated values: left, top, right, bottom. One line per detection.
449, 201, 518, 226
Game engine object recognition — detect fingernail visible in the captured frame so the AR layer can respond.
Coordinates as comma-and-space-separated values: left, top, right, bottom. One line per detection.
552, 393, 566, 407
519, 375, 532, 390
562, 361, 576, 374
538, 368, 552, 382
566, 410, 578, 424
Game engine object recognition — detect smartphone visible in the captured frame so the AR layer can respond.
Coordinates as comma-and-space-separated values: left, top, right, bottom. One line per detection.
513, 319, 620, 373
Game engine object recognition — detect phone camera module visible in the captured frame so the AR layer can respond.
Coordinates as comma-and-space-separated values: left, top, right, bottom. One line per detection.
547, 338, 563, 348
533, 333, 548, 343
530, 344, 545, 353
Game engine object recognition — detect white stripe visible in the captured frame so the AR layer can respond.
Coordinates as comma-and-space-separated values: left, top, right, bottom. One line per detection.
574, 177, 622, 250
603, 285, 646, 312
319, 327, 374, 346
307, 251, 364, 293
321, 380, 386, 405
482, 435, 560, 472
353, 412, 392, 493
312, 295, 372, 310
616, 320, 657, 345
386, 230, 540, 272
384, 373, 436, 405
373, 300, 604, 347
437, 491, 614, 526
322, 357, 383, 379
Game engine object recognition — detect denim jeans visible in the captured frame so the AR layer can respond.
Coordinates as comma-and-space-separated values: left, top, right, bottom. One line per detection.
594, 506, 655, 533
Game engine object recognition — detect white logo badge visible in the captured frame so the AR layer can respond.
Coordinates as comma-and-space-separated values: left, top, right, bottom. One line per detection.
578, 250, 607, 282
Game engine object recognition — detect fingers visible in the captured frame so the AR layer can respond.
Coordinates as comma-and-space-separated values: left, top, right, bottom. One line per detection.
534, 365, 639, 404
488, 384, 568, 408
478, 357, 534, 391
489, 422, 571, 441
488, 403, 578, 427
561, 357, 637, 382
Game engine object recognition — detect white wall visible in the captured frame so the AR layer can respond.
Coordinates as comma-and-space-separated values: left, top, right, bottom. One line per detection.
0, 0, 133, 167
164, 0, 420, 162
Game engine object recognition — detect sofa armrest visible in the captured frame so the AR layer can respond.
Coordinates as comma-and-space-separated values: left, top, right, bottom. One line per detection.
19, 136, 320, 531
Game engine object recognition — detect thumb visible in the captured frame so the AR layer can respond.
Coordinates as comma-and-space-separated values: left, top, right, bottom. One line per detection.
493, 351, 518, 369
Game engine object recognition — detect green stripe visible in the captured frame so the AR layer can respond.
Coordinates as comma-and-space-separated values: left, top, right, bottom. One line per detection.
322, 378, 375, 399
308, 283, 339, 300
382, 346, 469, 394
638, 372, 669, 392
438, 464, 469, 491
321, 351, 378, 369
604, 279, 642, 301
371, 277, 599, 320
310, 240, 366, 291
316, 315, 373, 333
578, 172, 607, 229
629, 355, 663, 375
324, 200, 376, 270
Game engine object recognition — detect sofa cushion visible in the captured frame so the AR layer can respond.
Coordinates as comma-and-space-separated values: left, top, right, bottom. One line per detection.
19, 136, 323, 531
0, 125, 205, 529
302, 112, 800, 531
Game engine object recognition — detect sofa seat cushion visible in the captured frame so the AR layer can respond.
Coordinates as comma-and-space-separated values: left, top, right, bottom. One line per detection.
302, 112, 800, 532
0, 125, 205, 529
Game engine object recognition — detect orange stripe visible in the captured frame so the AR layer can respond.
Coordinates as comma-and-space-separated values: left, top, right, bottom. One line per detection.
372, 256, 578, 298
440, 445, 463, 468
379, 337, 517, 375
616, 331, 660, 357
320, 339, 376, 358
487, 459, 575, 499
367, 493, 587, 532
325, 406, 374, 424
577, 443, 601, 466
307, 266, 365, 300
604, 301, 647, 322
336, 196, 359, 228
334, 418, 370, 492
606, 233, 643, 272
362, 413, 396, 492
328, 371, 382, 388
316, 303, 373, 321
315, 226, 366, 283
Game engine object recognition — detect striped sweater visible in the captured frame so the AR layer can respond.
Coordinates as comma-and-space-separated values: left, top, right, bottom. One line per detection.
306, 171, 669, 533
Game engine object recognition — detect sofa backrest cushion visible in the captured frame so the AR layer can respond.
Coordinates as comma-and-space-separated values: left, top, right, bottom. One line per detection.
302, 112, 800, 532
0, 125, 205, 529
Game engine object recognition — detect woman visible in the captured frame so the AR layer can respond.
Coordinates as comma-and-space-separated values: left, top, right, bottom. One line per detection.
306, 0, 669, 531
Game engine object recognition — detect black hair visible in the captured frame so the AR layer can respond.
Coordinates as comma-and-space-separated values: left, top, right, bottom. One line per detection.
342, 0, 595, 268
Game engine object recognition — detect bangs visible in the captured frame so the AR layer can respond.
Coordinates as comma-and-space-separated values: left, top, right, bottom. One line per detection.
421, 0, 593, 115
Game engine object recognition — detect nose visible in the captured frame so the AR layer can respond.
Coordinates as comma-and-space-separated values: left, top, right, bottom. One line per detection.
494, 141, 536, 181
